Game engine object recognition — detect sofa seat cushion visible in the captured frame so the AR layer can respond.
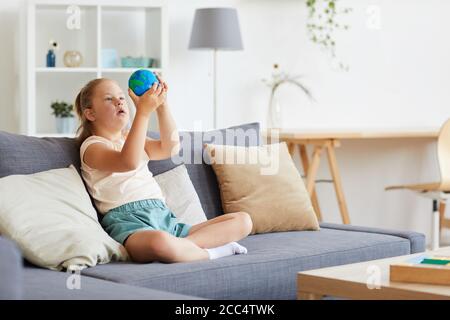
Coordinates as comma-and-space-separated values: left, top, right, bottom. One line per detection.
80, 224, 425, 299
22, 266, 202, 300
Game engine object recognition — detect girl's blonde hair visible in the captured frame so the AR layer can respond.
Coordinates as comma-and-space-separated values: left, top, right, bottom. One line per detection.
74, 78, 106, 147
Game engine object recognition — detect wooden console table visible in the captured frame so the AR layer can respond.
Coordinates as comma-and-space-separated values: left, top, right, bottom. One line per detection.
264, 128, 439, 225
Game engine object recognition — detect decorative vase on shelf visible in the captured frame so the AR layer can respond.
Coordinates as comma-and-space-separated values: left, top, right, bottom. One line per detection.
55, 117, 76, 134
46, 49, 55, 67
63, 50, 83, 67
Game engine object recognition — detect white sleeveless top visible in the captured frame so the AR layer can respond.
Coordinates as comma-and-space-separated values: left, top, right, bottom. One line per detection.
80, 135, 165, 215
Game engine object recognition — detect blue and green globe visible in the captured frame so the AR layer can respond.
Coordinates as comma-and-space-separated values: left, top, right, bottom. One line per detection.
128, 69, 159, 96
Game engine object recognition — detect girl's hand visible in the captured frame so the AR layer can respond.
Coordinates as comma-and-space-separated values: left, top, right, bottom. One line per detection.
155, 73, 168, 93
155, 73, 168, 107
128, 82, 165, 117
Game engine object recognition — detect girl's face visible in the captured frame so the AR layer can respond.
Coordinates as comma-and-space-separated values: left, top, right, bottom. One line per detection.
87, 80, 130, 133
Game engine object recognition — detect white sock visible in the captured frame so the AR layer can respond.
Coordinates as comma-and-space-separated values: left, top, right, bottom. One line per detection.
205, 242, 248, 260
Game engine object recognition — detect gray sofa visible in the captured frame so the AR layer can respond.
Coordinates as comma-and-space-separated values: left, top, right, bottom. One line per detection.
0, 122, 425, 300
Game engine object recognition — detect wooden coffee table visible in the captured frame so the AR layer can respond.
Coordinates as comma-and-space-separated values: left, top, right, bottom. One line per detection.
297, 247, 450, 300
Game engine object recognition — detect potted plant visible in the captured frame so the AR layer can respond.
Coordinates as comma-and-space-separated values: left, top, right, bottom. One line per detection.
50, 100, 76, 134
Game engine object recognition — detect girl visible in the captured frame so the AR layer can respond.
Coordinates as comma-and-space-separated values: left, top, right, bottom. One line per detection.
74, 76, 253, 263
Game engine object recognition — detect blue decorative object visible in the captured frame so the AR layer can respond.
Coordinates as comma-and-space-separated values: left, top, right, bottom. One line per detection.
121, 56, 153, 68
46, 49, 55, 67
128, 69, 159, 96
101, 48, 119, 68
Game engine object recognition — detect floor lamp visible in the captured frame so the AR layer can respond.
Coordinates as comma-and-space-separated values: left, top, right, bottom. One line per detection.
188, 8, 243, 129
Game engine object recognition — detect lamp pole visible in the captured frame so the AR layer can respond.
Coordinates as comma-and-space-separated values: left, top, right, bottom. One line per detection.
213, 48, 217, 129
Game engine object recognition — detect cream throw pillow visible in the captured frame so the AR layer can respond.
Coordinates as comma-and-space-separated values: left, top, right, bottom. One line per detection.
0, 165, 129, 271
204, 142, 320, 234
154, 164, 207, 225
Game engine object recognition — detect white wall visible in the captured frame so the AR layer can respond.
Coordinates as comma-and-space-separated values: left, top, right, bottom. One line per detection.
0, 1, 22, 133
1, 0, 449, 246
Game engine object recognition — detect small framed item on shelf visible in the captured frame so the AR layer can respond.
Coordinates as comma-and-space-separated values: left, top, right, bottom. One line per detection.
390, 255, 450, 285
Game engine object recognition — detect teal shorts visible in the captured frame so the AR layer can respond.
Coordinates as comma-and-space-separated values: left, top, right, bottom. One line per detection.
100, 199, 192, 245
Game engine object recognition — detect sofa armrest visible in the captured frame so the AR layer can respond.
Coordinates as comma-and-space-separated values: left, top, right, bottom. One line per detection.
0, 236, 23, 299
319, 222, 426, 254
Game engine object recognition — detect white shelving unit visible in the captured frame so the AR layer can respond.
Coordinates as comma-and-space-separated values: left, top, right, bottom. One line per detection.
23, 0, 168, 137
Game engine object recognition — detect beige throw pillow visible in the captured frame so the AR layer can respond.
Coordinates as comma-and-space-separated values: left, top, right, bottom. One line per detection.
0, 165, 129, 271
204, 142, 320, 234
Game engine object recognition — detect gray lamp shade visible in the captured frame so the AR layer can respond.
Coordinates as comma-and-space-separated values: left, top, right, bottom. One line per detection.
188, 8, 243, 51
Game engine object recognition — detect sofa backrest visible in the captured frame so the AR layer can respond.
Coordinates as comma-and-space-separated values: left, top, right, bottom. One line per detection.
0, 133, 81, 177
0, 122, 260, 219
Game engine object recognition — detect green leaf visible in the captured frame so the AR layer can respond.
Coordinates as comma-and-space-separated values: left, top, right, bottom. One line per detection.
50, 100, 74, 118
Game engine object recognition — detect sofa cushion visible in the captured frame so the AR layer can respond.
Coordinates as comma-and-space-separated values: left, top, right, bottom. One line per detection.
319, 222, 426, 254
80, 224, 425, 299
204, 142, 319, 234
0, 165, 128, 271
154, 164, 207, 225
22, 266, 202, 300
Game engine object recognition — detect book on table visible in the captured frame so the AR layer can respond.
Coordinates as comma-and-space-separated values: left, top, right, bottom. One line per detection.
390, 255, 450, 285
